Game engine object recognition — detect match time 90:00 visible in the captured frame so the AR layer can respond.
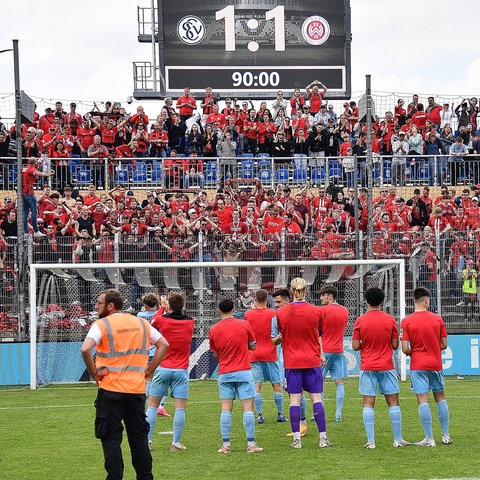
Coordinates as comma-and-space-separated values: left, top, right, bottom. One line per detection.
232, 71, 280, 88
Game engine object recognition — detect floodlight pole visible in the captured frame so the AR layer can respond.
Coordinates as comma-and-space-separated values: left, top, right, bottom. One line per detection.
13, 39, 26, 341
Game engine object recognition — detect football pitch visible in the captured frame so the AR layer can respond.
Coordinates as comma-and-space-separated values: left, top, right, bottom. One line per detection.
1, 377, 479, 480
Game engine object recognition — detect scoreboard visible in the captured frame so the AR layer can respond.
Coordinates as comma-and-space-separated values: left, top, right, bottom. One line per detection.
159, 0, 351, 98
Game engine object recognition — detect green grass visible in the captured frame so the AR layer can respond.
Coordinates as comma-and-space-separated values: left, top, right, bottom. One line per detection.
1, 377, 479, 480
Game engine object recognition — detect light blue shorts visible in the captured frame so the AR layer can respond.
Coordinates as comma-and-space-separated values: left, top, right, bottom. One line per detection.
251, 361, 282, 384
218, 370, 255, 400
323, 353, 348, 380
150, 367, 189, 399
359, 370, 399, 396
409, 370, 445, 394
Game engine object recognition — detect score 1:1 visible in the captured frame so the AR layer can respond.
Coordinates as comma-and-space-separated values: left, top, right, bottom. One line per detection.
215, 5, 285, 52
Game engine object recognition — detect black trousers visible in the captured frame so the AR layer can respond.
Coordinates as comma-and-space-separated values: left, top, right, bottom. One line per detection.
94, 388, 152, 480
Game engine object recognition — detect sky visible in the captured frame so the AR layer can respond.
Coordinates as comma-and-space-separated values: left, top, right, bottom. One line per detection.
0, 0, 479, 119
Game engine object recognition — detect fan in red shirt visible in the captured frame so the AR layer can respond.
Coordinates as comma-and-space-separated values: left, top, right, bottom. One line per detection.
205, 105, 226, 128
412, 104, 428, 131
224, 209, 248, 240
76, 119, 98, 156
465, 196, 480, 223
176, 87, 197, 121
244, 289, 286, 423
311, 187, 333, 218
305, 80, 327, 115
264, 206, 285, 237
276, 277, 332, 448
450, 205, 472, 231
428, 207, 451, 237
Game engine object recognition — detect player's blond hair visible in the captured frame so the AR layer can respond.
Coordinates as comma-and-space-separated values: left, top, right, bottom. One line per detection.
290, 277, 307, 301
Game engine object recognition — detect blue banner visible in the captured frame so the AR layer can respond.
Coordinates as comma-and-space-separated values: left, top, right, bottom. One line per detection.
1, 335, 479, 386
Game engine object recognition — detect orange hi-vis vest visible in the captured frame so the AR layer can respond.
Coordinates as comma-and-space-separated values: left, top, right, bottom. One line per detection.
95, 313, 151, 394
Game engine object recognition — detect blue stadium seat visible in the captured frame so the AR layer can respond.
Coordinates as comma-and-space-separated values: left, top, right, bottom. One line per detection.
132, 169, 148, 183
68, 159, 81, 177
8, 167, 17, 185
115, 169, 130, 184
241, 160, 255, 179
135, 161, 147, 171
242, 153, 254, 158
311, 167, 326, 184
382, 161, 392, 183
416, 161, 429, 181
275, 168, 289, 182
257, 160, 272, 183
76, 167, 92, 185
293, 168, 307, 183
205, 161, 218, 185
151, 167, 162, 183
328, 167, 342, 180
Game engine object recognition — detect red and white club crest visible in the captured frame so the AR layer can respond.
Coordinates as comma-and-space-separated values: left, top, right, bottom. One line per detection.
302, 16, 331, 46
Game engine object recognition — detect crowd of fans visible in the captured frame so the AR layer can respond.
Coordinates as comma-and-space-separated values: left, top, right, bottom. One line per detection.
1, 85, 480, 311
1, 86, 480, 192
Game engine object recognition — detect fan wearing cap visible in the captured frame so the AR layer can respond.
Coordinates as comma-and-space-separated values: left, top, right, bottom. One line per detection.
465, 196, 480, 223
313, 104, 330, 126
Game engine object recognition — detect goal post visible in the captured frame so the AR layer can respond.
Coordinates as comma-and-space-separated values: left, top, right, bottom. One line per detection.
29, 258, 407, 389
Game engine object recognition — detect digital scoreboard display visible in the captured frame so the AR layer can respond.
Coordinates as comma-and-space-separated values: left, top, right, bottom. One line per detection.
160, 0, 351, 98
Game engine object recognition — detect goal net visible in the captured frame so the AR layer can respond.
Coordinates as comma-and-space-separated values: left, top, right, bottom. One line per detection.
29, 258, 406, 389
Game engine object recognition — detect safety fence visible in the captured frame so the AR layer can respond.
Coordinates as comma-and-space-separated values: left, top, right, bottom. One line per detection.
1, 230, 479, 344
2, 153, 480, 193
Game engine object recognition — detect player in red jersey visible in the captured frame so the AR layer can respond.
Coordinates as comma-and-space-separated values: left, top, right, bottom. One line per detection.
401, 287, 451, 447
146, 292, 195, 451
352, 287, 411, 449
209, 298, 263, 454
319, 285, 349, 422
245, 289, 287, 424
276, 277, 333, 449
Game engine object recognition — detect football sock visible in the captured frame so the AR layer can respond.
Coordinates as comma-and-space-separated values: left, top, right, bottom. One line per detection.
300, 394, 307, 421
145, 381, 151, 398
363, 407, 375, 443
336, 383, 345, 418
220, 411, 232, 442
243, 411, 255, 442
160, 396, 166, 408
312, 401, 326, 434
146, 406, 157, 442
289, 405, 301, 436
172, 408, 185, 444
436, 400, 449, 434
274, 392, 283, 414
254, 393, 263, 415
388, 405, 402, 441
418, 402, 433, 439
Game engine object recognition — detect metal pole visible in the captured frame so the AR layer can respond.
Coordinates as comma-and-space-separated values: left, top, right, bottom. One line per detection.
150, 0, 157, 91
13, 39, 26, 341
365, 75, 373, 259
